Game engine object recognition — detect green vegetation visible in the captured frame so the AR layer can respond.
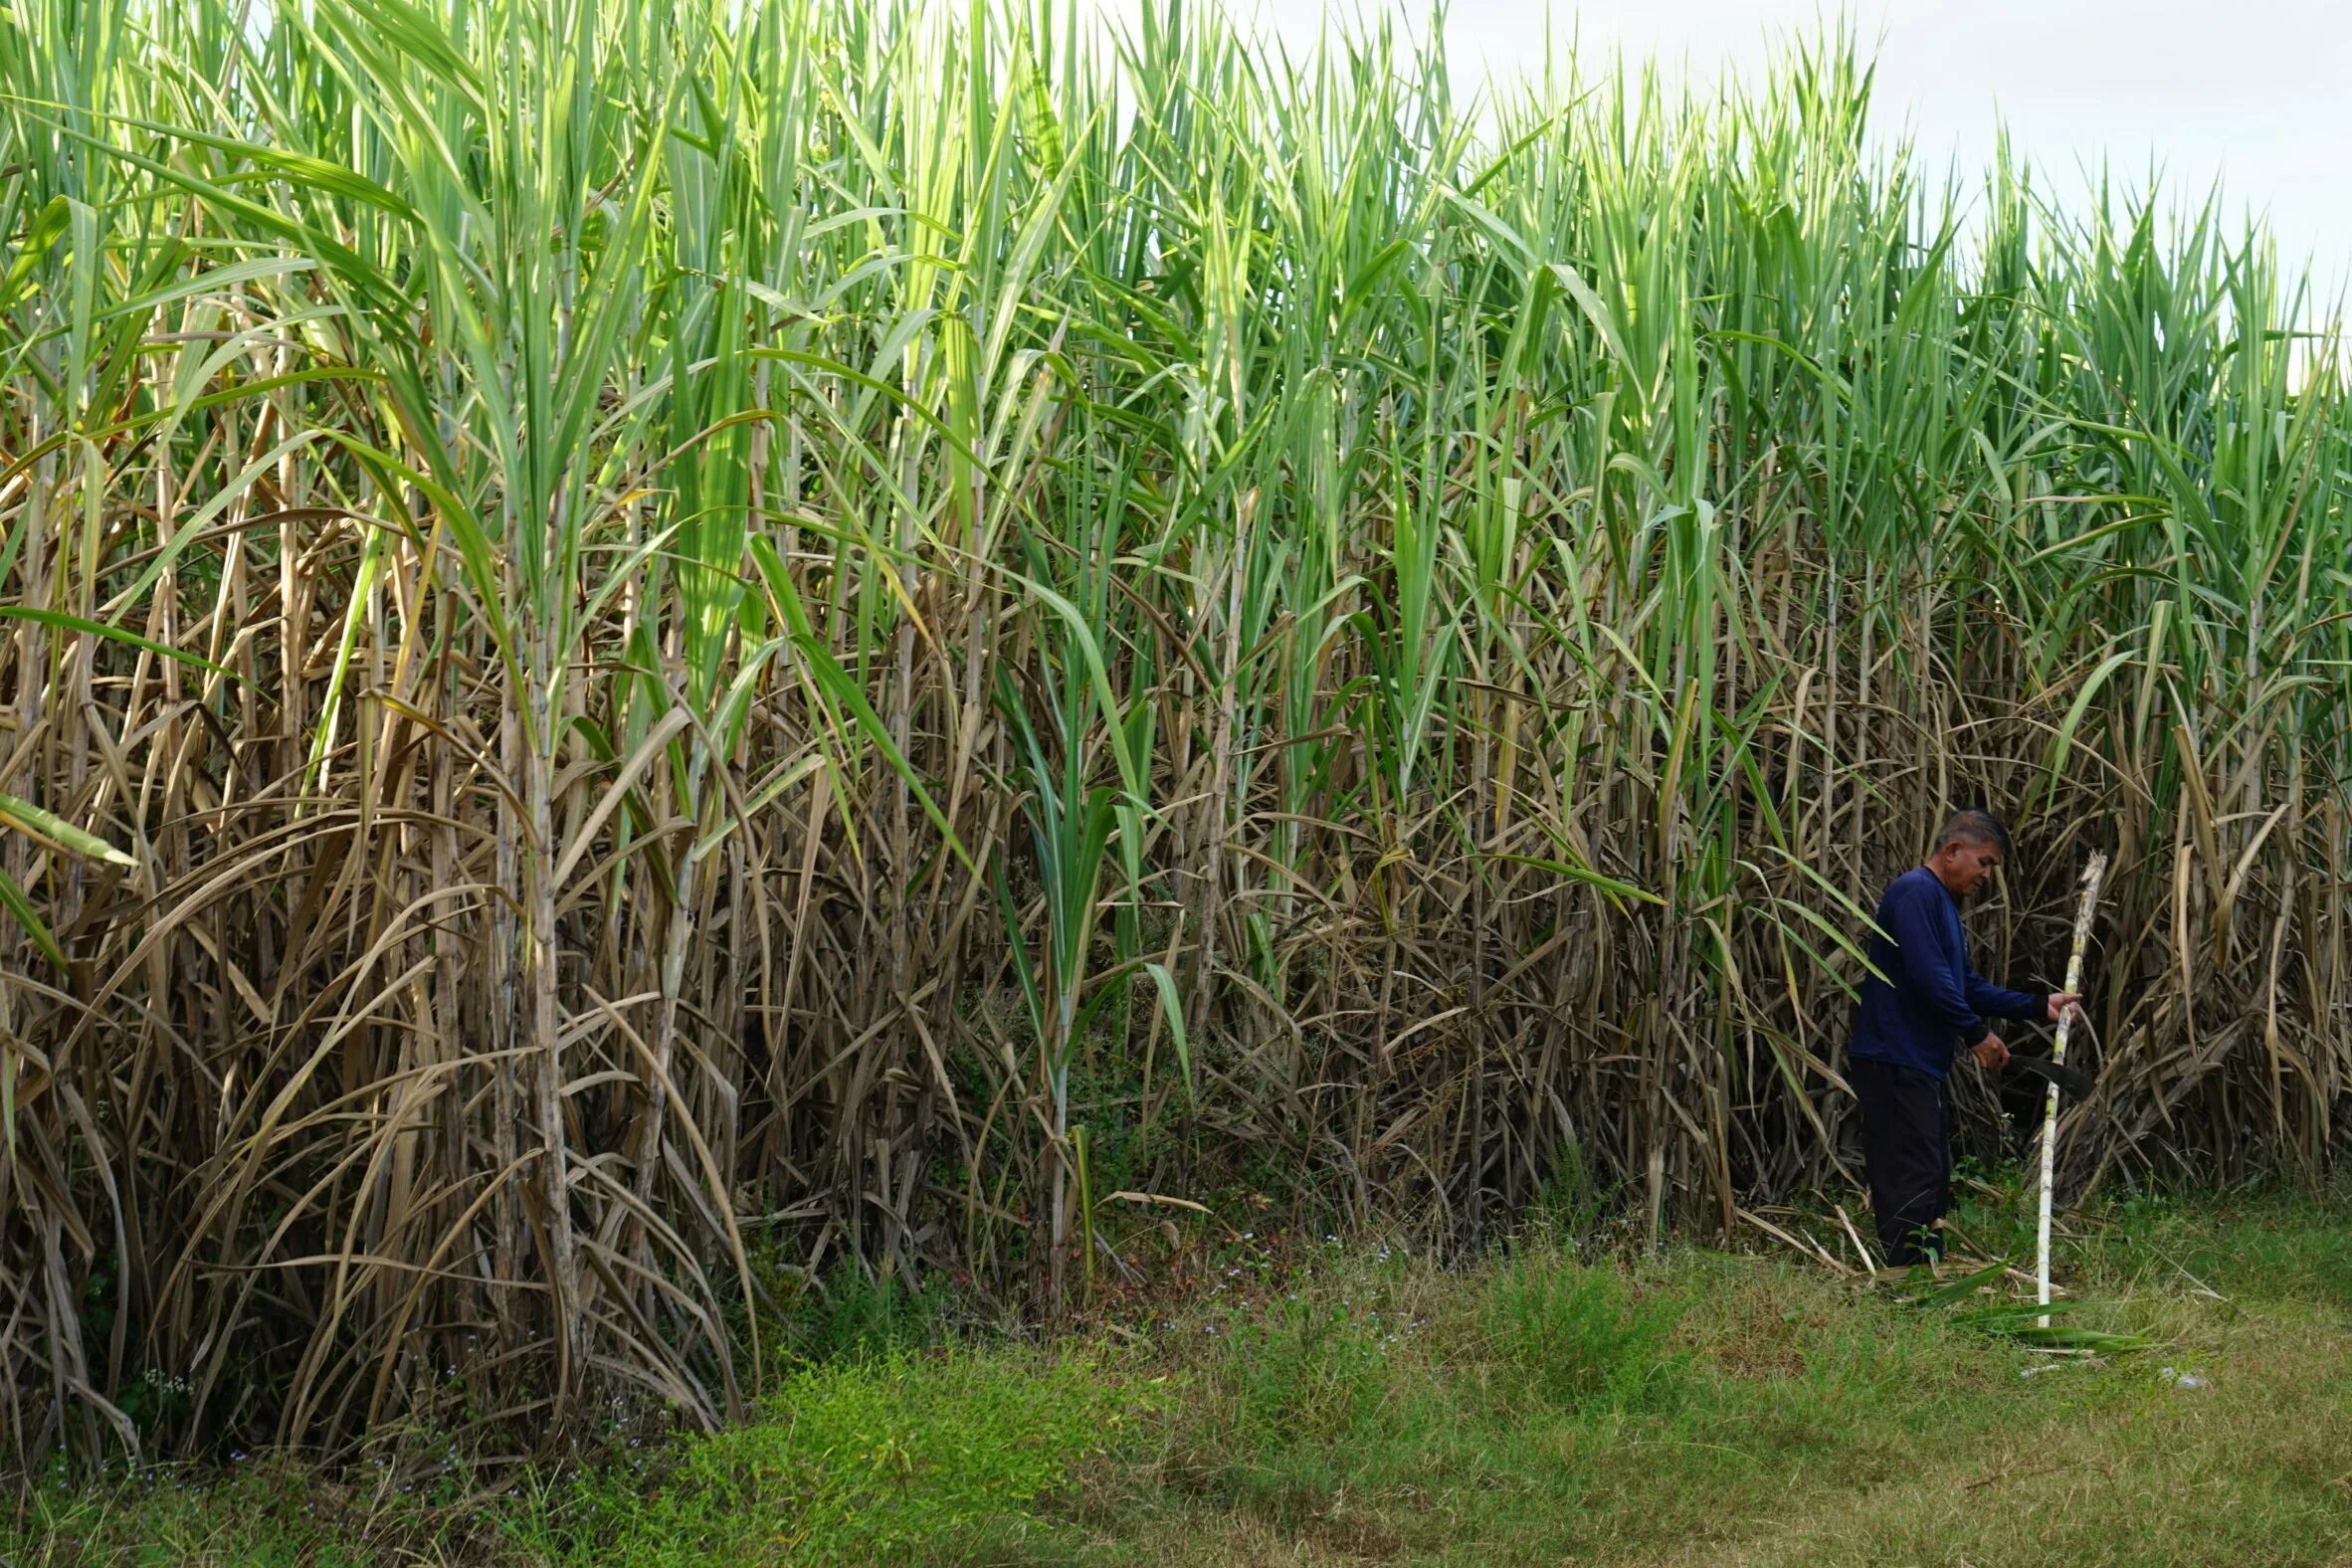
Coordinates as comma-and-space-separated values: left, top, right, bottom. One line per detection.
3, 0, 2350, 1474
13, 1186, 2350, 1564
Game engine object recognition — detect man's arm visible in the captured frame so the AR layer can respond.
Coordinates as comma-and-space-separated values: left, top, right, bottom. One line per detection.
1882, 881, 1992, 1045
1963, 961, 2049, 1024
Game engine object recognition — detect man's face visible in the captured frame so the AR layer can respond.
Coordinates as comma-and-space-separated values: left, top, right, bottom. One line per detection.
1937, 839, 2002, 897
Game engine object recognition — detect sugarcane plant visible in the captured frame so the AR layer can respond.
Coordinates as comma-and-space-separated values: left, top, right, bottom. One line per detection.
0, 0, 2346, 1471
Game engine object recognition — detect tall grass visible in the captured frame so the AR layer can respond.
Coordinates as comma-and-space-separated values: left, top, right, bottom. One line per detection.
0, 0, 2346, 1468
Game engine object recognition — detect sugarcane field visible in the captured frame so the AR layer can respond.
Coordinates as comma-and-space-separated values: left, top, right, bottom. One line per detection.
3, 0, 2350, 1561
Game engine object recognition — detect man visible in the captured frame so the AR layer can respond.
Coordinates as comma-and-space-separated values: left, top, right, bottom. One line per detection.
1849, 809, 2080, 1267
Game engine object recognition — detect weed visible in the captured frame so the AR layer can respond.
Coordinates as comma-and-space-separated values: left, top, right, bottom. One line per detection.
1476, 1250, 1686, 1415
787, 1266, 955, 1367
506, 1350, 1144, 1567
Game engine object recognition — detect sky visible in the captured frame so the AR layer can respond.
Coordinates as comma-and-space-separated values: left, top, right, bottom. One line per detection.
1084, 0, 2352, 298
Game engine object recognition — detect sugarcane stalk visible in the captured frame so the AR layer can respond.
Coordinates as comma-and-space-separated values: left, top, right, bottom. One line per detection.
2038, 852, 2107, 1326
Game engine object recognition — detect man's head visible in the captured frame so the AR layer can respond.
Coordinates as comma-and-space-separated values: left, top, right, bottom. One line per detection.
1926, 808, 2012, 898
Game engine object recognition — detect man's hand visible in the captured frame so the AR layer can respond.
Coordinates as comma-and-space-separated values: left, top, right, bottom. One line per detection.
2045, 992, 2084, 1024
1971, 1033, 2010, 1071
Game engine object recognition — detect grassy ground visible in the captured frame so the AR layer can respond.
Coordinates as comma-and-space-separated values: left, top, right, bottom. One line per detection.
16, 1178, 2352, 1567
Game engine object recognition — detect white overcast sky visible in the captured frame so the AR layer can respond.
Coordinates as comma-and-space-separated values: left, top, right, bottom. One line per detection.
1085, 0, 2352, 298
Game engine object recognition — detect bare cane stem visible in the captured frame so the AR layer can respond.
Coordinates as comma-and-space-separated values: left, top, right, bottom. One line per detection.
2038, 852, 2107, 1326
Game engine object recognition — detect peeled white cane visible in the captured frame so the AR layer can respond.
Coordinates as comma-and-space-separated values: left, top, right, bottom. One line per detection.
2038, 852, 2106, 1326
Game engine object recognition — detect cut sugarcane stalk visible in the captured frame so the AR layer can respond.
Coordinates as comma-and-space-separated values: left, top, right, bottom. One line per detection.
2038, 852, 2107, 1327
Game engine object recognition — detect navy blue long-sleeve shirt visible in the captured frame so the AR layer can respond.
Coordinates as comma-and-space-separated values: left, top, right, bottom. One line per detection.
1851, 867, 2048, 1079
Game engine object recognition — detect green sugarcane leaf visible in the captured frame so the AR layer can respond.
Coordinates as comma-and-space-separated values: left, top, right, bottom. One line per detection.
0, 863, 67, 971
2030, 645, 2141, 813
0, 607, 240, 684
1140, 960, 1194, 1102
1904, 1259, 2011, 1308
1484, 852, 1663, 906
0, 195, 71, 313
2000, 1326, 2153, 1351
993, 851, 1046, 1049
749, 535, 974, 875
0, 791, 133, 868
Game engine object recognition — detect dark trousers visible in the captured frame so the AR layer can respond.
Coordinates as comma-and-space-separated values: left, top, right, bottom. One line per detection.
1851, 1057, 1952, 1267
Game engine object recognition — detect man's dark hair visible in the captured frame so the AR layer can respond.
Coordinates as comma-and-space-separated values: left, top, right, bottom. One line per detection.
1935, 808, 2012, 860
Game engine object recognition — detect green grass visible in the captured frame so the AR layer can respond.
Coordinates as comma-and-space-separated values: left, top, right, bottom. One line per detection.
15, 1186, 2352, 1566
505, 1351, 1147, 1566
